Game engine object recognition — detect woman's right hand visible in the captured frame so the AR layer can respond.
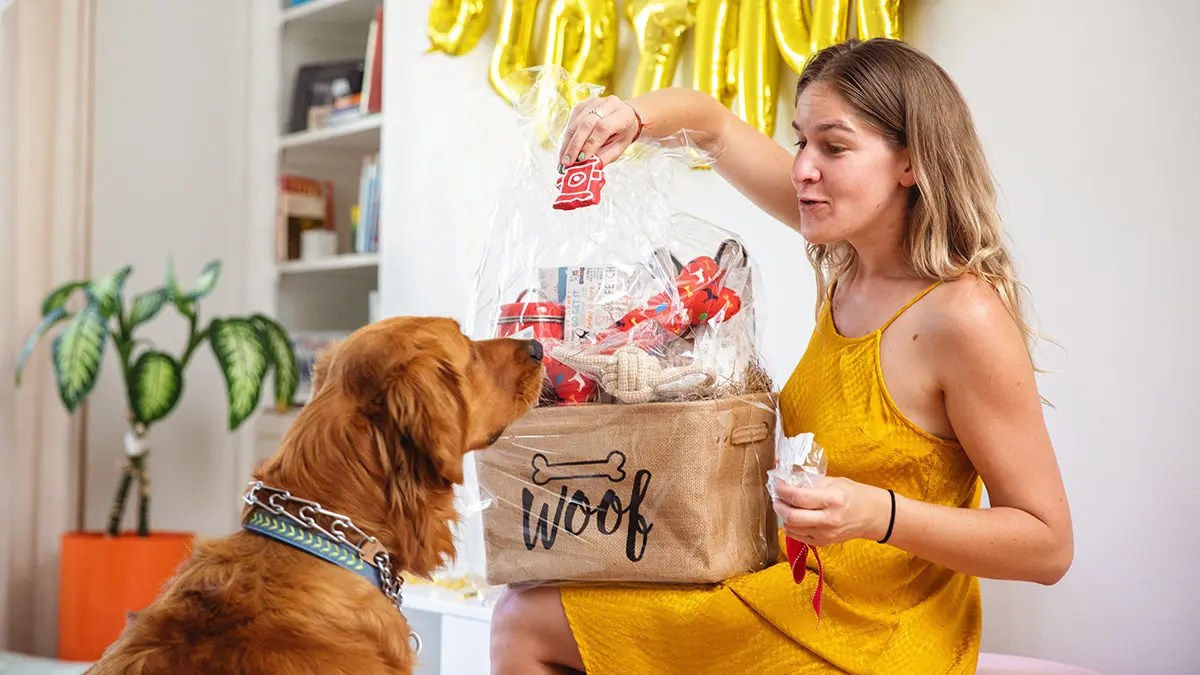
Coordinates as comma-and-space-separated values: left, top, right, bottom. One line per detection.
557, 95, 642, 172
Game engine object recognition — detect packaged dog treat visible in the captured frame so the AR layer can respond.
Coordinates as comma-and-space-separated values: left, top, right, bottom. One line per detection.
458, 65, 779, 602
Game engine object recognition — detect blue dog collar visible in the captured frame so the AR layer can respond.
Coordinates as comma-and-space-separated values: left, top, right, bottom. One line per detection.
243, 507, 382, 589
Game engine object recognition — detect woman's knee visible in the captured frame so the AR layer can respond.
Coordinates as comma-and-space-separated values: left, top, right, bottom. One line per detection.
491, 585, 551, 650
490, 585, 582, 672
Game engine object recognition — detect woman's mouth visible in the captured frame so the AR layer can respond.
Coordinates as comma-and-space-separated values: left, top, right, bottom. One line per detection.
799, 198, 827, 213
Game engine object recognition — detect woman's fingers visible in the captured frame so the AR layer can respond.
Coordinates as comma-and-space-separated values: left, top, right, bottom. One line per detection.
774, 480, 830, 510
559, 96, 631, 170
558, 98, 597, 167
576, 98, 632, 164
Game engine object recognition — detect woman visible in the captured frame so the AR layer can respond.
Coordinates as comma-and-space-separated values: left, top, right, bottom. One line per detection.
491, 38, 1073, 675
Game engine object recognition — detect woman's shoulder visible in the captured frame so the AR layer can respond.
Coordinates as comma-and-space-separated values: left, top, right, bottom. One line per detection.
920, 274, 1031, 372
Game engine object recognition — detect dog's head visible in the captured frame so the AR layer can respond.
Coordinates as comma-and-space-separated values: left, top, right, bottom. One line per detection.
254, 316, 543, 576
308, 316, 544, 485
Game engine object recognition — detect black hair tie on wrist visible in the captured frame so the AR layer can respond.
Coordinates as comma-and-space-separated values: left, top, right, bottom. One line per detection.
877, 489, 896, 544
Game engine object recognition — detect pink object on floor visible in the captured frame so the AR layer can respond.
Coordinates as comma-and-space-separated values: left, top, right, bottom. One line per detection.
977, 653, 1103, 674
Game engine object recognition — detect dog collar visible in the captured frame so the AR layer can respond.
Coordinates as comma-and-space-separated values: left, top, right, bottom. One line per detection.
243, 507, 384, 588
240, 481, 422, 655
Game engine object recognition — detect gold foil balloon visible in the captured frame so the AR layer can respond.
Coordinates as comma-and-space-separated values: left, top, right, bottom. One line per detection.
810, 0, 851, 50
734, 0, 780, 136
542, 0, 619, 93
502, 64, 601, 151
627, 0, 699, 97
692, 0, 739, 109
768, 0, 810, 74
769, 0, 851, 74
490, 0, 543, 104
427, 0, 491, 56
857, 0, 903, 40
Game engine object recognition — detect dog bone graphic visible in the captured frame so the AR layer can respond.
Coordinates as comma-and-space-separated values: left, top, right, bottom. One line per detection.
531, 450, 627, 486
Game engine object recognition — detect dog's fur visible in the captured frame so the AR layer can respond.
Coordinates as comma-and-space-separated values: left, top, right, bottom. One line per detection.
84, 317, 544, 674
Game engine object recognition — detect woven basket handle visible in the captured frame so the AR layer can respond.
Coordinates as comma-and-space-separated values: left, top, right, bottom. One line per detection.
730, 422, 770, 445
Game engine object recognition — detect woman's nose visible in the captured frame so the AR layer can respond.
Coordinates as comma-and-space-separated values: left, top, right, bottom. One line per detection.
792, 148, 819, 186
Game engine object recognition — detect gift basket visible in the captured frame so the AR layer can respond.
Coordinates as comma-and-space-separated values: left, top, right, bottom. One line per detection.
459, 65, 782, 594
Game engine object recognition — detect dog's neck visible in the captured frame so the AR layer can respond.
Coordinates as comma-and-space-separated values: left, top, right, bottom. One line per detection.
250, 402, 458, 579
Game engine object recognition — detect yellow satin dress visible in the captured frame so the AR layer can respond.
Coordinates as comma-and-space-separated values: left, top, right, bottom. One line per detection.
561, 282, 984, 674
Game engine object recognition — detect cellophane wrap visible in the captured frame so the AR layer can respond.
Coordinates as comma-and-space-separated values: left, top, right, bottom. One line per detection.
457, 66, 779, 602
767, 433, 827, 498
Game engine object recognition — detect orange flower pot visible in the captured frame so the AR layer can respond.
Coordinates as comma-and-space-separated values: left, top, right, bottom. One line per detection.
57, 531, 194, 661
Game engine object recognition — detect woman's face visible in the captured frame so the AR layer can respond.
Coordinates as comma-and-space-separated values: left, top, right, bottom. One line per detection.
791, 82, 915, 246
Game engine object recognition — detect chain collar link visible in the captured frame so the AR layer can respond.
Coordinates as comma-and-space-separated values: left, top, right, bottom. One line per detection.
242, 481, 421, 655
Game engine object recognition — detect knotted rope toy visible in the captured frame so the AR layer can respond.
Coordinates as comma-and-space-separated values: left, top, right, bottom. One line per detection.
551, 344, 714, 405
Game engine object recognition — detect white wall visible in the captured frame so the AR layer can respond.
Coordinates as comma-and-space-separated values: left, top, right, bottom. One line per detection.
381, 1, 1199, 673
88, 0, 250, 538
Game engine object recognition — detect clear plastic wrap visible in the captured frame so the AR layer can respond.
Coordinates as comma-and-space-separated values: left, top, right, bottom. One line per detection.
457, 65, 780, 600
767, 432, 827, 499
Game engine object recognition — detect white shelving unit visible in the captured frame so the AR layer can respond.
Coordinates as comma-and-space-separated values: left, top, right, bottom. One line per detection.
240, 3, 493, 672
276, 251, 379, 275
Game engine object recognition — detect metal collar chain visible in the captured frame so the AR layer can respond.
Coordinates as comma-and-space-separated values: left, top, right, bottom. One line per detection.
241, 481, 422, 655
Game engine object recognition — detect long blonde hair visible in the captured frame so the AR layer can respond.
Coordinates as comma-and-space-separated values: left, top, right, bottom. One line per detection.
797, 38, 1038, 361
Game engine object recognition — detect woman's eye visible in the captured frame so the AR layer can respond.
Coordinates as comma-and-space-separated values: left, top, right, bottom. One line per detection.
827, 144, 846, 155
794, 139, 806, 149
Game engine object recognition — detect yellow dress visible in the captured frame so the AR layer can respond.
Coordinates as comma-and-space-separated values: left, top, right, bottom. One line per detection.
561, 282, 984, 674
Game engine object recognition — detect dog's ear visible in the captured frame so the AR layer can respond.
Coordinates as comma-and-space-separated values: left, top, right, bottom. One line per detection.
310, 342, 339, 396
382, 354, 467, 485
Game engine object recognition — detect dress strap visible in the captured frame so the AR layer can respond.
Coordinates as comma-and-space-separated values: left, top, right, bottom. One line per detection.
879, 280, 943, 333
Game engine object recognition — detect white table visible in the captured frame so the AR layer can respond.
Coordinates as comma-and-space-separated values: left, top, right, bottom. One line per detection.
404, 585, 494, 675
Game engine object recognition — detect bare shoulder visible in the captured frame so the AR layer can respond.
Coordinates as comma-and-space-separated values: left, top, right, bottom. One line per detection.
920, 275, 1033, 385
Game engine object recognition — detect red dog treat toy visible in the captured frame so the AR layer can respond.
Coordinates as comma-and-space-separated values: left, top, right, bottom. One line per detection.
553, 156, 606, 211
589, 255, 743, 350
539, 338, 599, 405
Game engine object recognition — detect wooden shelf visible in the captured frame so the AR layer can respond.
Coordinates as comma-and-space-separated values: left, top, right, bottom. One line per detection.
279, 114, 381, 163
276, 252, 379, 275
280, 0, 379, 26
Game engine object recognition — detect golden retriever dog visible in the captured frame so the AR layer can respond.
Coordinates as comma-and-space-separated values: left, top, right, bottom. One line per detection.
85, 317, 544, 674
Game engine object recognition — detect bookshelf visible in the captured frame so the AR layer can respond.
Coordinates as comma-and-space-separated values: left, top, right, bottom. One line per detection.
257, 0, 383, 402
240, 1, 385, 493
276, 251, 379, 274
279, 0, 380, 26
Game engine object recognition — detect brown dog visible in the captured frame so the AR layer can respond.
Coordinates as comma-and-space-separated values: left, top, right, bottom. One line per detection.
84, 317, 544, 674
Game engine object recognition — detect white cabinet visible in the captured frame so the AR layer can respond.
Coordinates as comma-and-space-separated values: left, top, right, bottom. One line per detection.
405, 588, 494, 675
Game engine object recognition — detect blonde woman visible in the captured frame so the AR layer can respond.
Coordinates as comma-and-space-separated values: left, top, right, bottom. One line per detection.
491, 38, 1073, 675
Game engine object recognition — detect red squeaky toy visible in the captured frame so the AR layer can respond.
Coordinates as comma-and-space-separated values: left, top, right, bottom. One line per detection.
553, 156, 606, 210
589, 255, 743, 352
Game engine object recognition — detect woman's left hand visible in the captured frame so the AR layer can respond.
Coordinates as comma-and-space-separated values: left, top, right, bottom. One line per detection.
773, 477, 891, 547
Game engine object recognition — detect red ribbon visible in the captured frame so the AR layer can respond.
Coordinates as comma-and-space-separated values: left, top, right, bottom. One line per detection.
786, 536, 824, 626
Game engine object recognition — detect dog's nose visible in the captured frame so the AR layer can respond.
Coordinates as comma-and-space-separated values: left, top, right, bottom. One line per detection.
529, 340, 544, 362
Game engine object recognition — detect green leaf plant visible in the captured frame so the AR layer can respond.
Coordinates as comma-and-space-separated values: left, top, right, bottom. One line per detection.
14, 259, 300, 537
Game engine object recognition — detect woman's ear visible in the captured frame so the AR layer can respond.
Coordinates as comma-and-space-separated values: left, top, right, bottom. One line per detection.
384, 355, 467, 485
897, 147, 917, 189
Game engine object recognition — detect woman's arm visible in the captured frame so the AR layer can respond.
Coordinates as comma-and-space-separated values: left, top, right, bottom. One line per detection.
557, 88, 801, 229
774, 283, 1074, 585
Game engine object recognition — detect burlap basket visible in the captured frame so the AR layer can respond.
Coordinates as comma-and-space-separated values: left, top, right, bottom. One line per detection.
475, 392, 780, 585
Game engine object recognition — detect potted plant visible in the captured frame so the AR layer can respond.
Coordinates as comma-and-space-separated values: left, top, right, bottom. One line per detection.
13, 259, 300, 661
